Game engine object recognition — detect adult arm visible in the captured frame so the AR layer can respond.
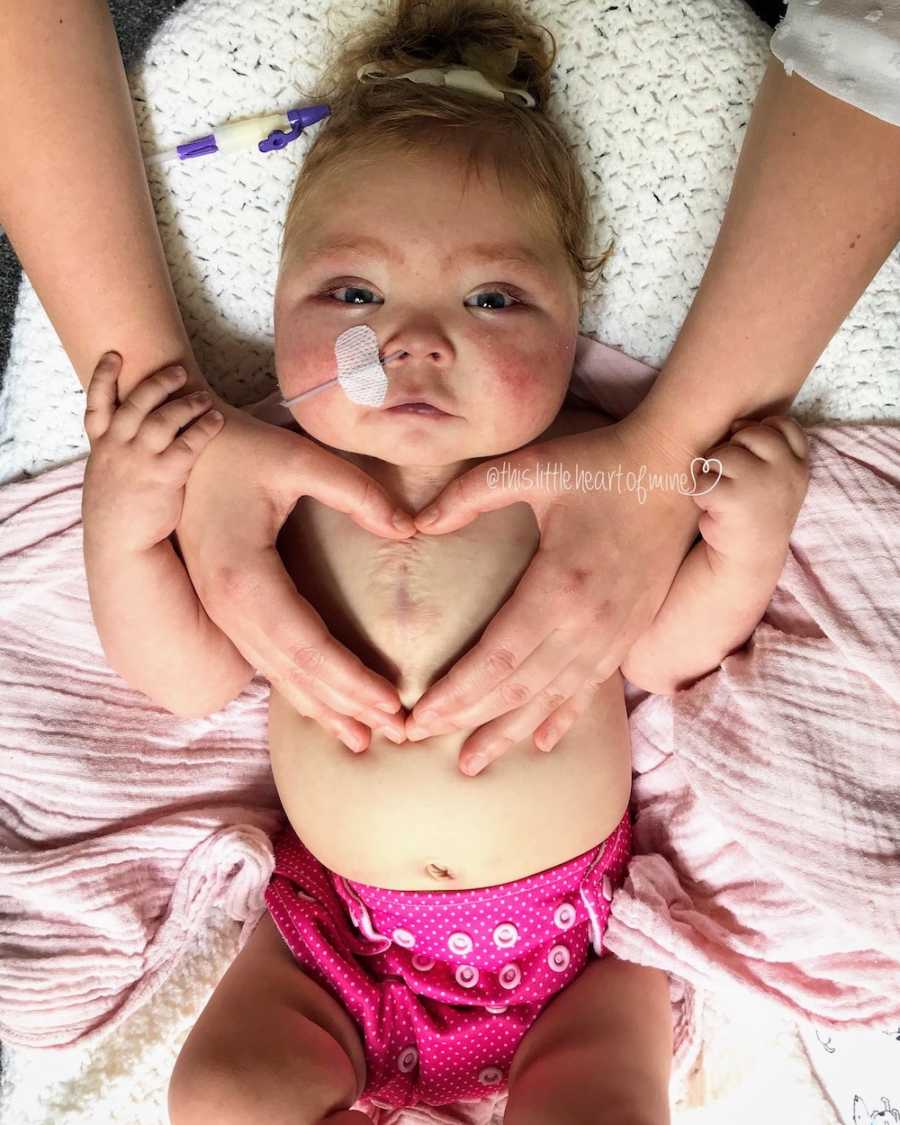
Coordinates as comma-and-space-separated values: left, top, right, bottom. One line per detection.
406, 52, 900, 773
0, 0, 205, 400
0, 1, 412, 750
631, 52, 900, 454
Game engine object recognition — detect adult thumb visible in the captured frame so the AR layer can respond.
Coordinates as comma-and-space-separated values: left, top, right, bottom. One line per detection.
414, 455, 529, 534
293, 443, 415, 538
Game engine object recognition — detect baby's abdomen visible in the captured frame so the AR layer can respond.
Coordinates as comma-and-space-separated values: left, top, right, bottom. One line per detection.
267, 677, 632, 891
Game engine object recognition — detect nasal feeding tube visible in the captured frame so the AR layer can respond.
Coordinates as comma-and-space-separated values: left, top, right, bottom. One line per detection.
279, 326, 403, 410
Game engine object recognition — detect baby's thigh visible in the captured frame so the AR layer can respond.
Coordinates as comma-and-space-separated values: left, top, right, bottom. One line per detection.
167, 911, 366, 1125
505, 955, 673, 1125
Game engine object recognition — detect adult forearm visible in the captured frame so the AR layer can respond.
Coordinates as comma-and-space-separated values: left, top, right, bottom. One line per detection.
0, 0, 212, 401
634, 53, 900, 458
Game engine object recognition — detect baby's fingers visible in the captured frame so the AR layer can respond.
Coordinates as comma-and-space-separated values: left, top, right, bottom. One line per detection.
142, 389, 218, 448
155, 399, 225, 471
727, 416, 808, 464
109, 364, 191, 443
83, 351, 124, 444
756, 415, 809, 461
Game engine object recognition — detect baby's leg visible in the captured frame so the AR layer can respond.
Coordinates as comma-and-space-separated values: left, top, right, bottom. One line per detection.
168, 911, 368, 1125
504, 955, 672, 1125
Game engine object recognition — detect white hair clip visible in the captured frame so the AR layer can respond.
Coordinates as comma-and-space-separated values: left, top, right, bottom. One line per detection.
356, 60, 536, 109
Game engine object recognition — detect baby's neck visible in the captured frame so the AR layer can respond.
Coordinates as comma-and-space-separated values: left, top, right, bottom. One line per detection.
329, 450, 484, 513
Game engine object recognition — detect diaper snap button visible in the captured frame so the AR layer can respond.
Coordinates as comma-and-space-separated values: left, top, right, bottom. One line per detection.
548, 943, 571, 973
553, 902, 576, 930
478, 1065, 504, 1085
492, 922, 519, 949
411, 953, 436, 972
356, 902, 373, 931
455, 964, 480, 989
448, 931, 474, 956
392, 928, 416, 948
485, 1005, 508, 1014
498, 962, 521, 990
397, 1045, 418, 1073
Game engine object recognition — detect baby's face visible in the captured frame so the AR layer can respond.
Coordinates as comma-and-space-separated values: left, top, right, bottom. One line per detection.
274, 146, 580, 469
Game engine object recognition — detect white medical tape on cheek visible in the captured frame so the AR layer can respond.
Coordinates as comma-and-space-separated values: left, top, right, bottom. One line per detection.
278, 324, 402, 409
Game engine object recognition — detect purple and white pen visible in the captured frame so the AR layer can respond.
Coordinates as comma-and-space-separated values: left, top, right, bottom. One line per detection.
144, 104, 330, 165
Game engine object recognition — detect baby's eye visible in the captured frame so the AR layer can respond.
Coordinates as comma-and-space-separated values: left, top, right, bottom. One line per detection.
328, 285, 379, 305
465, 289, 520, 311
323, 284, 521, 310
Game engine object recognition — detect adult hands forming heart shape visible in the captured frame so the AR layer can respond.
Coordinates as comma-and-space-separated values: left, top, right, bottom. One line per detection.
174, 392, 702, 777
174, 398, 416, 753
403, 413, 705, 775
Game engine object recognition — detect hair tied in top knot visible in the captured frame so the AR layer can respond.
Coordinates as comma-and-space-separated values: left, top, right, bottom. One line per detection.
355, 56, 535, 109
460, 42, 520, 79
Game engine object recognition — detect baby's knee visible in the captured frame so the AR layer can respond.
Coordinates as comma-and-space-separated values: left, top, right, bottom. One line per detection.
167, 1042, 253, 1125
167, 1019, 358, 1125
167, 1051, 291, 1125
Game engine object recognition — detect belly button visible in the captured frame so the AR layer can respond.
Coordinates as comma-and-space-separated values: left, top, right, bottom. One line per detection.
425, 862, 455, 881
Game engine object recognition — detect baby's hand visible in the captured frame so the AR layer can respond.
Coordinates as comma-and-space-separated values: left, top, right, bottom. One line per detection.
691, 415, 809, 569
82, 352, 225, 552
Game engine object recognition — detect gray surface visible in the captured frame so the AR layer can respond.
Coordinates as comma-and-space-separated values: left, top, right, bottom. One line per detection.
0, 0, 778, 387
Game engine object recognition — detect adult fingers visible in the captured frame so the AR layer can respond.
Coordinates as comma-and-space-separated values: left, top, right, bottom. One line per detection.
406, 551, 594, 737
530, 674, 601, 755
293, 445, 416, 539
413, 452, 542, 534
201, 544, 406, 742
454, 653, 604, 776
406, 623, 581, 740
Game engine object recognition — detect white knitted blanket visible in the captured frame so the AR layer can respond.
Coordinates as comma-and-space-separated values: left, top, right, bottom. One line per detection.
2, 0, 899, 488
2, 2, 898, 1124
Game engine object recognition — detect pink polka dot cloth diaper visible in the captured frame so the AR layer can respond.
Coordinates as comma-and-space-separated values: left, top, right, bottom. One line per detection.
264, 808, 631, 1110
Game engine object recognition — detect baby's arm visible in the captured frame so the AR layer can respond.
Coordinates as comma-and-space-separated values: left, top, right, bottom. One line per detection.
82, 355, 254, 717
620, 416, 809, 695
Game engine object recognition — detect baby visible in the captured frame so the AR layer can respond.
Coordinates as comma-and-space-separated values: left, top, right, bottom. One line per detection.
80, 2, 810, 1122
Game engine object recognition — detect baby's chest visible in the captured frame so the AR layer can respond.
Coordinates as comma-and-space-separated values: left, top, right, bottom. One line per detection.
277, 499, 539, 706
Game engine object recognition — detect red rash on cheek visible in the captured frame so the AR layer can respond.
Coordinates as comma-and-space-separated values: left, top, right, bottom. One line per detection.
279, 330, 337, 396
491, 352, 560, 429
493, 354, 536, 395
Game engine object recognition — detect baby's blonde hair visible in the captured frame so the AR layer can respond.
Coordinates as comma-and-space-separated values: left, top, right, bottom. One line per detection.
280, 0, 612, 300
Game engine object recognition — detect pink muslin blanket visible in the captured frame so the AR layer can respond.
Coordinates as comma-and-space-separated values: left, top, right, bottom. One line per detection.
1, 334, 898, 1125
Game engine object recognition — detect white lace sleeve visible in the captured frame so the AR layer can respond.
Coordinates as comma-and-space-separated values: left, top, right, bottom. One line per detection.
770, 0, 900, 125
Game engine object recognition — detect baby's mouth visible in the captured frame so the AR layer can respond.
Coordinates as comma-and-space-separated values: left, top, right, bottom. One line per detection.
385, 402, 450, 416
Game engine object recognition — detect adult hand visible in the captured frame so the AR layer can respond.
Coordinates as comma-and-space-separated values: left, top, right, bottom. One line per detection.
403, 414, 703, 775
173, 400, 416, 752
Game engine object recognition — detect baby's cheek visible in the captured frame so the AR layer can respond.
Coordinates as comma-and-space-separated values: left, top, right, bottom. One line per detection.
490, 353, 565, 433
276, 320, 334, 395
275, 329, 347, 434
